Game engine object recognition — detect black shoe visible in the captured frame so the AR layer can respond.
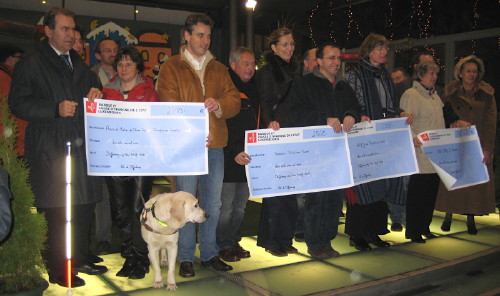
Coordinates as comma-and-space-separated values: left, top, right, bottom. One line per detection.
282, 245, 298, 254
128, 261, 149, 279
219, 247, 240, 262
233, 243, 251, 258
96, 241, 112, 255
201, 256, 233, 272
391, 223, 403, 232
423, 233, 437, 239
294, 232, 305, 242
90, 254, 104, 263
366, 235, 390, 248
75, 263, 108, 275
349, 237, 372, 251
410, 235, 426, 243
265, 248, 288, 257
116, 258, 136, 277
179, 261, 195, 278
49, 274, 85, 287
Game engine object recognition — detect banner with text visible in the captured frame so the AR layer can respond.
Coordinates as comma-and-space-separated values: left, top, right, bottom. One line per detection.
245, 118, 418, 198
417, 126, 488, 190
84, 99, 208, 176
348, 118, 418, 185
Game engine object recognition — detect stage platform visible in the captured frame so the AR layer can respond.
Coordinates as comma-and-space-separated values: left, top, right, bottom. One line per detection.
42, 205, 499, 296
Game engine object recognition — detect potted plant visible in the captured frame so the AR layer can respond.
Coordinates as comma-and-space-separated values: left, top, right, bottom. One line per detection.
0, 96, 48, 295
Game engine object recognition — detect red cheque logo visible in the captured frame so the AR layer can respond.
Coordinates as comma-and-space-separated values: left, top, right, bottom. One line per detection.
420, 133, 429, 141
247, 132, 257, 143
86, 101, 97, 113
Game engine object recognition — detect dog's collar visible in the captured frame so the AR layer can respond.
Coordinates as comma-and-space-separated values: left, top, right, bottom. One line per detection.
141, 202, 177, 235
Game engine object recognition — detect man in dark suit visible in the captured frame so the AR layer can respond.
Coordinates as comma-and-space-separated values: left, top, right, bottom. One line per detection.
9, 7, 107, 287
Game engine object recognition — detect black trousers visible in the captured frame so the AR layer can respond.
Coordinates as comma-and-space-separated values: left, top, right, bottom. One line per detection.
304, 190, 343, 249
257, 195, 297, 249
405, 173, 440, 238
345, 200, 389, 238
38, 203, 95, 279
106, 176, 152, 257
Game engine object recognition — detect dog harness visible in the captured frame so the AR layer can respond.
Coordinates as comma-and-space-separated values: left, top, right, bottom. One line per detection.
141, 201, 177, 235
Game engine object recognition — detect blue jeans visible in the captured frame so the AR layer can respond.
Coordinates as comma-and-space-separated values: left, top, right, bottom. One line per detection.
216, 182, 249, 250
389, 203, 406, 225
176, 148, 224, 262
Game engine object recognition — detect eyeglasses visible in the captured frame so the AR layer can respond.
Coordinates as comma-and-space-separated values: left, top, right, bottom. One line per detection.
13, 55, 22, 59
276, 42, 296, 48
322, 56, 342, 61
101, 49, 118, 54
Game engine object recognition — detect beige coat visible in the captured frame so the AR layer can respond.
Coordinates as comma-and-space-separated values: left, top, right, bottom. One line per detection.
435, 80, 497, 215
400, 81, 445, 174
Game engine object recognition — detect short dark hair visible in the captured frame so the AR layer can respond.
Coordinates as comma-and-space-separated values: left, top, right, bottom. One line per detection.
412, 51, 434, 66
113, 46, 145, 73
184, 13, 214, 35
74, 25, 84, 39
391, 67, 407, 76
0, 44, 24, 63
316, 42, 341, 59
43, 7, 75, 30
94, 37, 120, 54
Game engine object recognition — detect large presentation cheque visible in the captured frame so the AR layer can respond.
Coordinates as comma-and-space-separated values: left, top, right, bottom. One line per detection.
84, 99, 208, 176
417, 126, 488, 190
245, 118, 418, 198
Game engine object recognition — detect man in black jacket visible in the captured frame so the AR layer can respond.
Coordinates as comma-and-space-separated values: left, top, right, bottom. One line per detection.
216, 47, 259, 262
288, 42, 361, 259
9, 7, 106, 287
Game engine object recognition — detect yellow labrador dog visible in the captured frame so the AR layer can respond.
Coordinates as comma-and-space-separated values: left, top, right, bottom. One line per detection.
141, 191, 207, 291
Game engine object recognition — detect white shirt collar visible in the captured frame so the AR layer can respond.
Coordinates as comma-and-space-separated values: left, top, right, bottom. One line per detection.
184, 48, 206, 71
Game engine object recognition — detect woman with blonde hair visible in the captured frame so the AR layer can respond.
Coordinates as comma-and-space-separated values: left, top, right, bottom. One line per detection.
436, 55, 497, 234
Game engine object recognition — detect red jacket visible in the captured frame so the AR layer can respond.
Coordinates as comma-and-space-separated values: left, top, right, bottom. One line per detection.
102, 75, 159, 102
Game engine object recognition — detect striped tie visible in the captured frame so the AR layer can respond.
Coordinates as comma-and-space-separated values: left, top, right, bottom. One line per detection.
60, 54, 72, 70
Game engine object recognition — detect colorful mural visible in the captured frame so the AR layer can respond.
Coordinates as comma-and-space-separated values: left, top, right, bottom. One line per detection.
136, 32, 171, 81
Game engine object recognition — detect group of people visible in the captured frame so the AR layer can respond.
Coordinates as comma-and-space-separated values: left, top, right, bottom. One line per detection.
1, 5, 497, 289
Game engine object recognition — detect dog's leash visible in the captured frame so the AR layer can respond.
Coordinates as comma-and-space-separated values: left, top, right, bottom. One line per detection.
133, 177, 177, 235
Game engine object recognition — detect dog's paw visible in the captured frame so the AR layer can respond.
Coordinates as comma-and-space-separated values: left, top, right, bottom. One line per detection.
166, 283, 178, 291
153, 281, 164, 289
161, 260, 168, 267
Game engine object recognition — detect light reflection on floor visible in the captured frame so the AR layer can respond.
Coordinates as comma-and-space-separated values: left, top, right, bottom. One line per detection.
43, 208, 499, 296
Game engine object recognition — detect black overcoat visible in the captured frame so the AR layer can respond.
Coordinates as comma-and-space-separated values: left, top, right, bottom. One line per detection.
9, 39, 102, 208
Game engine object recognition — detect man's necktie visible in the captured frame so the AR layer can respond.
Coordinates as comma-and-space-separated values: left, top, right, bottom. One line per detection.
60, 54, 72, 70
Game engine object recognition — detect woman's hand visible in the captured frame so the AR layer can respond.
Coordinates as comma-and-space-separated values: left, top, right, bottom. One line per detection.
483, 150, 493, 165
450, 120, 471, 128
413, 137, 422, 147
235, 152, 251, 165
400, 111, 414, 125
268, 121, 280, 131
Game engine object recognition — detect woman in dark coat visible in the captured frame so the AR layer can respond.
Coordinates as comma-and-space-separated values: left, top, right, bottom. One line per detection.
344, 33, 413, 250
102, 47, 157, 279
255, 27, 301, 257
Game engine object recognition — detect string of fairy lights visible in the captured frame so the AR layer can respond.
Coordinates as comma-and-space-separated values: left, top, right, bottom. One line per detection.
307, 0, 487, 66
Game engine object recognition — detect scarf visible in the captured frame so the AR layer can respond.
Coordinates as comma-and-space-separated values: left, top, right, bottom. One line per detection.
354, 57, 397, 119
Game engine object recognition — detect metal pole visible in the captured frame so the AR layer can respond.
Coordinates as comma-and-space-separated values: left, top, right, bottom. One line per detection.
229, 0, 238, 52
246, 8, 254, 51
